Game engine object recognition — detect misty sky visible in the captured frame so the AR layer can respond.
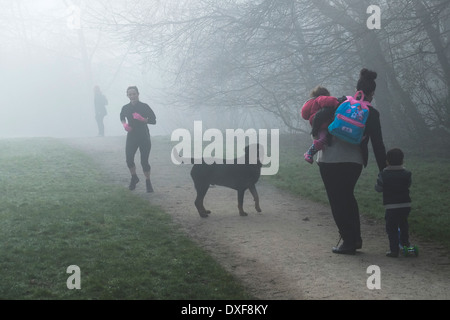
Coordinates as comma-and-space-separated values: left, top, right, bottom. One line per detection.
1, 0, 290, 140
0, 0, 197, 138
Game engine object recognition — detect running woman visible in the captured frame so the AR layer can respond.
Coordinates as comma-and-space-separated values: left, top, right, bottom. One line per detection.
120, 86, 156, 192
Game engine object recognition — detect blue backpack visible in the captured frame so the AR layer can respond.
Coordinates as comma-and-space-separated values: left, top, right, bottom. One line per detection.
328, 91, 370, 144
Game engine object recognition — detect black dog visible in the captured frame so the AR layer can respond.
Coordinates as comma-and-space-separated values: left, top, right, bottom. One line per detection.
174, 144, 263, 217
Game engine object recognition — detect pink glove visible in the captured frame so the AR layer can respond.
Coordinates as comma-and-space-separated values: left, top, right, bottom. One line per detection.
132, 112, 147, 122
123, 123, 132, 132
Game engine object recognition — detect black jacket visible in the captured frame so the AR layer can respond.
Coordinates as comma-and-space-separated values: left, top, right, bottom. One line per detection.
361, 105, 386, 171
120, 101, 156, 138
375, 166, 412, 208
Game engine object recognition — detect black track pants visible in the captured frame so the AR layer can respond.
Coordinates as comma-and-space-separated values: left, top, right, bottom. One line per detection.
319, 162, 363, 245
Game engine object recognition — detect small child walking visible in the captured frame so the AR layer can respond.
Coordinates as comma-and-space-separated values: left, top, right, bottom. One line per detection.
301, 86, 339, 164
375, 148, 412, 257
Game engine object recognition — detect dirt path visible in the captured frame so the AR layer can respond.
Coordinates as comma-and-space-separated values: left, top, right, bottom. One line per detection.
65, 136, 450, 300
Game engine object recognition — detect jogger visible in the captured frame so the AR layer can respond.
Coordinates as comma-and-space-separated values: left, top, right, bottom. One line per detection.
120, 86, 156, 193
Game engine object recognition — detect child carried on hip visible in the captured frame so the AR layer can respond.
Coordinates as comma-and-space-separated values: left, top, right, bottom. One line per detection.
301, 86, 340, 164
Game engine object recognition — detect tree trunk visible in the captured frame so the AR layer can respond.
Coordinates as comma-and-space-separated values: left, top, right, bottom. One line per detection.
414, 1, 450, 112
313, 0, 430, 141
290, 1, 319, 87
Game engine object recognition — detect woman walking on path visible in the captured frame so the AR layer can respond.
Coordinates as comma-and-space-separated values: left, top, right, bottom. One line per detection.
120, 86, 157, 193
317, 68, 387, 255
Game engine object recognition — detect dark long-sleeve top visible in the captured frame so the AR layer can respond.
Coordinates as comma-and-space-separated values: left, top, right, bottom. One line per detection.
361, 105, 386, 171
120, 101, 156, 138
375, 165, 412, 209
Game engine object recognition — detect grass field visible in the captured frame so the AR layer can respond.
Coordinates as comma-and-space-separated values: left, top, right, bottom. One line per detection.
0, 138, 253, 300
264, 135, 450, 251
1, 135, 448, 299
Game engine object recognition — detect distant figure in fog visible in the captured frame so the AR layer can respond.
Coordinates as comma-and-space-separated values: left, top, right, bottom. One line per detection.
94, 86, 108, 137
120, 86, 157, 193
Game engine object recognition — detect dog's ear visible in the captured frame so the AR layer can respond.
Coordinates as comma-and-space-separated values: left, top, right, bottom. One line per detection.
245, 144, 261, 164
256, 143, 265, 164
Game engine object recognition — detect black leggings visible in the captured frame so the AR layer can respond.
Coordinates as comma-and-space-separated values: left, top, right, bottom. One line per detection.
126, 135, 151, 172
319, 162, 363, 245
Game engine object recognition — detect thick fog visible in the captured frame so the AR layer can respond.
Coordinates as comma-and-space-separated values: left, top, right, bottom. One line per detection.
1, 0, 449, 144
0, 1, 170, 138
0, 0, 284, 139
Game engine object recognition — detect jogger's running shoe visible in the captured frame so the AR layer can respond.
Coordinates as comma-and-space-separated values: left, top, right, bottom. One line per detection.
129, 175, 139, 190
146, 179, 154, 193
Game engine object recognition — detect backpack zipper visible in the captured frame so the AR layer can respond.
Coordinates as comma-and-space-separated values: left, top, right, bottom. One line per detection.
336, 114, 365, 128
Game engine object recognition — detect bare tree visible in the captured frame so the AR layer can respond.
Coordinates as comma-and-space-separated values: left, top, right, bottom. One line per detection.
91, 0, 450, 143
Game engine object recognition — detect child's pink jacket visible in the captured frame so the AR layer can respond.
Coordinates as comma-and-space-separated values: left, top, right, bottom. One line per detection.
301, 96, 339, 126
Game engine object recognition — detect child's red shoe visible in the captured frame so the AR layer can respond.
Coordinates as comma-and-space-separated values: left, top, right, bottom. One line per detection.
304, 153, 313, 164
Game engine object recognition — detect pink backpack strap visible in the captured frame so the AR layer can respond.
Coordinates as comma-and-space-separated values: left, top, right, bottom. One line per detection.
351, 90, 370, 109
